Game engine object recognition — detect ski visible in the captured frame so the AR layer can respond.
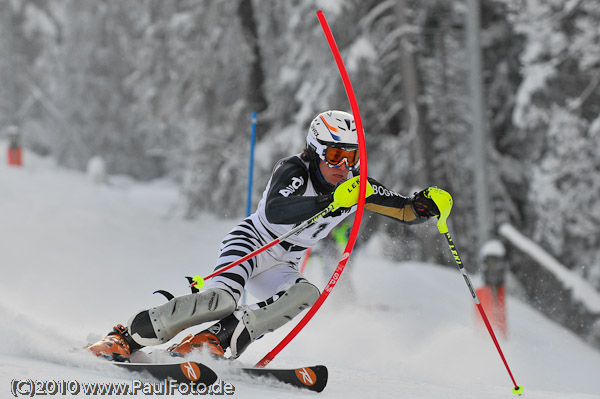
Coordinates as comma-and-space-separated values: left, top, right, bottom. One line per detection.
233, 364, 328, 393
114, 361, 218, 386
114, 360, 328, 393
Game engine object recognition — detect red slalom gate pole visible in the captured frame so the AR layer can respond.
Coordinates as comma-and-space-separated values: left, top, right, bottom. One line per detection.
255, 10, 368, 368
299, 247, 312, 274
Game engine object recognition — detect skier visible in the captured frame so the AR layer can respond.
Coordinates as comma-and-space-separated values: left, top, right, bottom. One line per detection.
87, 110, 445, 362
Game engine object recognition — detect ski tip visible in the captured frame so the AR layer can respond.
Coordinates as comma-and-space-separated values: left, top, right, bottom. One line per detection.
294, 365, 328, 393
242, 364, 328, 393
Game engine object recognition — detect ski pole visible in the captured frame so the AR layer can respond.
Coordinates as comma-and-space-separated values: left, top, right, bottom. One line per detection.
426, 188, 523, 396
189, 201, 340, 290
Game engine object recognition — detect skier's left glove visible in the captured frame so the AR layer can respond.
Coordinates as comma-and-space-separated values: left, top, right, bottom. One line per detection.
412, 188, 440, 218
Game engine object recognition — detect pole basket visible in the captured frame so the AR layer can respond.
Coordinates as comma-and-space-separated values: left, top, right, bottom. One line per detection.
475, 285, 507, 339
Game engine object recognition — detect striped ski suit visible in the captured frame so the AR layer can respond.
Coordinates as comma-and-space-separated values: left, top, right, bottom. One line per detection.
207, 153, 426, 304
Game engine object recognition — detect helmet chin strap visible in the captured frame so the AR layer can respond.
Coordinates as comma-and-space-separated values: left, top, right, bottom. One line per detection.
315, 164, 333, 188
306, 145, 336, 193
309, 159, 334, 193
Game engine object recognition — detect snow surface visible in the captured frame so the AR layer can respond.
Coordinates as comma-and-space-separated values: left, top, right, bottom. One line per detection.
1, 146, 599, 398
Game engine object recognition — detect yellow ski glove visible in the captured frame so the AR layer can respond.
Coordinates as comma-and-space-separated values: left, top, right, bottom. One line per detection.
333, 176, 374, 208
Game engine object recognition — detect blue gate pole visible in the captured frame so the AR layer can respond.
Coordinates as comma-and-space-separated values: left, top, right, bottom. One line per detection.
246, 112, 257, 216
242, 112, 257, 306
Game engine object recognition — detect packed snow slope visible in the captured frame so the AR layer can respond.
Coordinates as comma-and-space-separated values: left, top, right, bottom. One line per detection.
1, 147, 599, 398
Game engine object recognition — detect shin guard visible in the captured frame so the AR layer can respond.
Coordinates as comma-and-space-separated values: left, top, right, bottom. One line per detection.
128, 288, 236, 347
229, 282, 319, 357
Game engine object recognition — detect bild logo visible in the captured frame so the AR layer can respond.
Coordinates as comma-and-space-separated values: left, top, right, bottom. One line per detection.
180, 362, 201, 381
279, 176, 304, 197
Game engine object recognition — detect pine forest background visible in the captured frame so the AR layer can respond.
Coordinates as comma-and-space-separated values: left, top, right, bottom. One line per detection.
1, 0, 599, 348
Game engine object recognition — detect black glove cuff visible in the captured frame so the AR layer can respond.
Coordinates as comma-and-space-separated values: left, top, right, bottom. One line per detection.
316, 193, 334, 208
412, 190, 439, 217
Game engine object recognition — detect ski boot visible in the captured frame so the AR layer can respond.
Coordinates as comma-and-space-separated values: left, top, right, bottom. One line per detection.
167, 332, 226, 357
167, 314, 242, 358
86, 324, 141, 362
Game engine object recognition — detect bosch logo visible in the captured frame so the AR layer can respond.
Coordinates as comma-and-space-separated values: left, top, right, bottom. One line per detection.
372, 184, 400, 197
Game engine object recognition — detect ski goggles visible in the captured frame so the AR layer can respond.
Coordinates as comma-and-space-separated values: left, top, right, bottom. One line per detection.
323, 146, 359, 168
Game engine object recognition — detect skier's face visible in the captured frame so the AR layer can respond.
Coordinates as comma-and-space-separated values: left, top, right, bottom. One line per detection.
319, 158, 349, 186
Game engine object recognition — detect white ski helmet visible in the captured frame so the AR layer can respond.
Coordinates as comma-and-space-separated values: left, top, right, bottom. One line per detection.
306, 110, 359, 170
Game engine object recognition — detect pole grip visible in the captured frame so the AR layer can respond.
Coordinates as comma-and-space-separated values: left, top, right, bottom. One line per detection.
425, 187, 453, 234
